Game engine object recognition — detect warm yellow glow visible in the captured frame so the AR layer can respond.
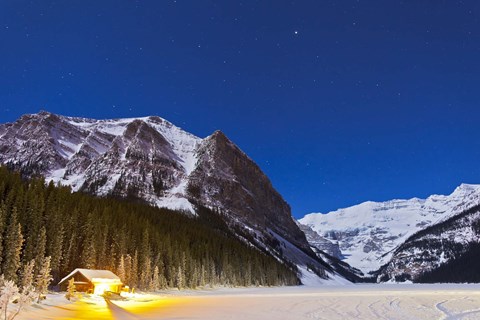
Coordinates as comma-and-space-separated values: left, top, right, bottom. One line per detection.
91, 278, 122, 295
93, 283, 113, 295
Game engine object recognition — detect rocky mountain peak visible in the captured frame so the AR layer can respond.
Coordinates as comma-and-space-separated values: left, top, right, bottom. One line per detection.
452, 183, 480, 195
190, 129, 310, 252
0, 111, 339, 284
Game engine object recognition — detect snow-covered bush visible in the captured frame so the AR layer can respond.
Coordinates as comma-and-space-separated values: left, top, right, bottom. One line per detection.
0, 277, 37, 320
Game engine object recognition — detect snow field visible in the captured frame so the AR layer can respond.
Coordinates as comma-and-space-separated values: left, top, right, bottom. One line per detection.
16, 284, 480, 320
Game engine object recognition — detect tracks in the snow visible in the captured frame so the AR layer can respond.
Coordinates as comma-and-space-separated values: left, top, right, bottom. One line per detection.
105, 298, 140, 320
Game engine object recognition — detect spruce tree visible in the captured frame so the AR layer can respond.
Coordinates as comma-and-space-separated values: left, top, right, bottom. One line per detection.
22, 191, 44, 266
140, 256, 152, 290
20, 259, 35, 292
95, 226, 108, 269
65, 278, 76, 301
35, 256, 52, 303
79, 210, 97, 269
151, 266, 160, 291
117, 255, 126, 283
34, 226, 47, 275
124, 254, 132, 287
200, 264, 206, 287
176, 266, 184, 289
46, 221, 63, 278
62, 229, 78, 276
131, 250, 139, 289
81, 226, 96, 269
0, 204, 7, 271
2, 207, 24, 283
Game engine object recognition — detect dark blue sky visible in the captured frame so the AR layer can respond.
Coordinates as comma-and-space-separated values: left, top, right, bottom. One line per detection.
1, 1, 480, 218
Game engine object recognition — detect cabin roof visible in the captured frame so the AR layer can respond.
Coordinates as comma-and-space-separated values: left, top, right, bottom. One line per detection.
58, 268, 122, 285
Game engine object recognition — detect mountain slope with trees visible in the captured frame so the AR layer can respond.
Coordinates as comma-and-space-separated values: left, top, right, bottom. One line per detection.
376, 203, 480, 283
0, 166, 299, 290
0, 111, 337, 283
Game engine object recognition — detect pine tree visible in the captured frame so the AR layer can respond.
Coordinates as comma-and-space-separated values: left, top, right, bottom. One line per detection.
80, 210, 97, 269
2, 208, 24, 283
176, 266, 184, 289
34, 227, 47, 275
150, 266, 160, 292
157, 260, 167, 289
200, 264, 206, 287
81, 228, 96, 269
117, 255, 126, 283
20, 259, 35, 292
140, 256, 152, 290
65, 278, 76, 301
61, 229, 78, 276
46, 221, 63, 278
244, 264, 252, 286
22, 191, 44, 266
124, 254, 132, 287
130, 250, 138, 289
95, 226, 108, 269
106, 244, 116, 272
0, 204, 7, 271
139, 230, 151, 289
35, 256, 52, 303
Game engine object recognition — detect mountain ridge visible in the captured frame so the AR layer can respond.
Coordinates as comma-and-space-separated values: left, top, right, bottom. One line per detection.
299, 184, 480, 275
0, 110, 347, 285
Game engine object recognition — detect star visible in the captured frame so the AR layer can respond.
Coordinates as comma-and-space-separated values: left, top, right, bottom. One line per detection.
294, 30, 299, 35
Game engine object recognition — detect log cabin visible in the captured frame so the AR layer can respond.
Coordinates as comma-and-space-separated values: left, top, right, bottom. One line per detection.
58, 269, 123, 294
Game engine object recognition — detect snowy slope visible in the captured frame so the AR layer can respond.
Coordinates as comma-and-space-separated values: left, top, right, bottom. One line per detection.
0, 112, 200, 212
64, 115, 201, 213
299, 184, 480, 274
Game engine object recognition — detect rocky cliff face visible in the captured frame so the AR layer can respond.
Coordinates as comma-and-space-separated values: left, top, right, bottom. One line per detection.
0, 111, 339, 284
297, 222, 343, 259
0, 111, 198, 210
188, 130, 309, 252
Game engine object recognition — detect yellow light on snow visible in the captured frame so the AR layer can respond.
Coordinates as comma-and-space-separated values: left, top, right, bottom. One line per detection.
93, 283, 112, 295
91, 278, 122, 295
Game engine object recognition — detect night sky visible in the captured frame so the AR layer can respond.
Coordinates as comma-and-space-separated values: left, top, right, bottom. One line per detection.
1, 1, 480, 218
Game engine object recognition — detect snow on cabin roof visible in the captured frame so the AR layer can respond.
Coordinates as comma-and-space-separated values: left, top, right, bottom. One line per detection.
58, 268, 122, 285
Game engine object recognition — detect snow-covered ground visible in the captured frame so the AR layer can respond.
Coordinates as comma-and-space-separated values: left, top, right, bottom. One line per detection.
17, 284, 480, 319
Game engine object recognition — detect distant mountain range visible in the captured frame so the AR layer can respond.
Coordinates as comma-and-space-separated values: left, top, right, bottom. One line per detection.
2, 111, 479, 284
299, 184, 480, 282
0, 111, 352, 285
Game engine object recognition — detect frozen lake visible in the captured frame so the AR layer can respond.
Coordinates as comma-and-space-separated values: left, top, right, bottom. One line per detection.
18, 284, 480, 319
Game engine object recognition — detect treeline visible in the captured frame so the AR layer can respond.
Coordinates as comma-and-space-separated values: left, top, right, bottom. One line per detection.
416, 242, 480, 283
0, 167, 299, 291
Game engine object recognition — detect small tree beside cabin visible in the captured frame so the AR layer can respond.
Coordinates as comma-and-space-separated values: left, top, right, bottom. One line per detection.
65, 278, 75, 300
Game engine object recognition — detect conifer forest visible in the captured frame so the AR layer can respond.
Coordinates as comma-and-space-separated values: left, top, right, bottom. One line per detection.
0, 167, 299, 291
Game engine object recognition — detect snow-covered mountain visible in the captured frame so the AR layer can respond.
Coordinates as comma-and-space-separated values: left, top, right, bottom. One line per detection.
0, 111, 200, 212
299, 184, 480, 275
0, 111, 348, 284
377, 203, 480, 282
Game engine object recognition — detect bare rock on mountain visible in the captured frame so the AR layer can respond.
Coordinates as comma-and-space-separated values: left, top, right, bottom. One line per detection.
0, 111, 347, 284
